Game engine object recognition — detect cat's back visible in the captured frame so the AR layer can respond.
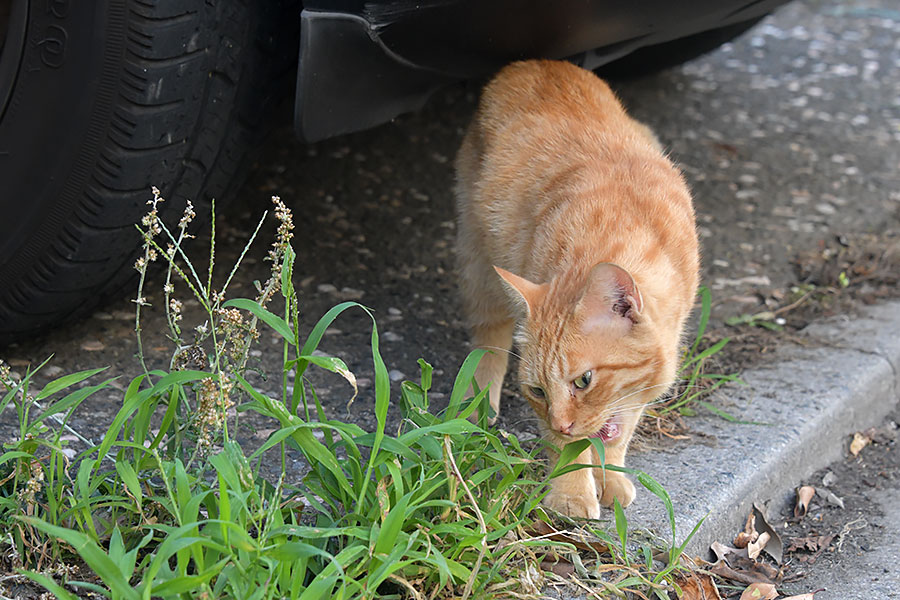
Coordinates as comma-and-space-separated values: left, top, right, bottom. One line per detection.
455, 59, 698, 325
476, 59, 623, 132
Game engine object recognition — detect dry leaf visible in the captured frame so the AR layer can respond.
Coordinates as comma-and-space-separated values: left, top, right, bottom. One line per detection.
540, 558, 575, 578
752, 502, 784, 564
747, 532, 771, 561
781, 590, 825, 600
823, 490, 845, 509
849, 431, 870, 456
739, 582, 778, 600
678, 572, 723, 600
711, 541, 744, 563
794, 486, 816, 518
786, 534, 835, 553
734, 512, 759, 548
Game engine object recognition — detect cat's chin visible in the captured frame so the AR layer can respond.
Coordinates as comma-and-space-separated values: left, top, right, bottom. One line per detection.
589, 418, 621, 443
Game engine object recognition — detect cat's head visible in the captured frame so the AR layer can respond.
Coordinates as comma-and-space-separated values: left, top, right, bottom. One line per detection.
496, 263, 675, 446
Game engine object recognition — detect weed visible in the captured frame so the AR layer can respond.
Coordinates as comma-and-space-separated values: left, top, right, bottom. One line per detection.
0, 190, 725, 599
643, 287, 745, 429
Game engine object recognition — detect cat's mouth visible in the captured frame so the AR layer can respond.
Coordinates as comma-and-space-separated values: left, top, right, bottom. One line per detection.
589, 418, 621, 442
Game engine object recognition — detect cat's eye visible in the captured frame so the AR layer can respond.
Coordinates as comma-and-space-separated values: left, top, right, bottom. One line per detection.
573, 370, 592, 390
529, 386, 546, 399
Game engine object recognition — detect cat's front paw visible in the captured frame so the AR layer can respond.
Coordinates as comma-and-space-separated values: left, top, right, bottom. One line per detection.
597, 471, 636, 508
543, 490, 601, 519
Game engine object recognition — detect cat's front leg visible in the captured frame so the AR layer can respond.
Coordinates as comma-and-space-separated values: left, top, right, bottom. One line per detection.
592, 443, 636, 508
544, 446, 601, 519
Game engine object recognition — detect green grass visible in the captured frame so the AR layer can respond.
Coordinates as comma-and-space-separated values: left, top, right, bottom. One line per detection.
645, 286, 745, 424
0, 193, 725, 599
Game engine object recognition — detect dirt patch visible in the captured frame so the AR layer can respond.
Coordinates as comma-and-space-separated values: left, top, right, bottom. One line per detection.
701, 406, 900, 599
774, 408, 899, 596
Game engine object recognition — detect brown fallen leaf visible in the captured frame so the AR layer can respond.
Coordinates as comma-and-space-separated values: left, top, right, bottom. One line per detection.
677, 572, 723, 600
781, 589, 825, 600
539, 558, 575, 578
711, 541, 749, 563
739, 582, 778, 600
709, 558, 782, 586
794, 486, 816, 518
747, 532, 771, 561
752, 502, 784, 564
786, 533, 835, 554
849, 432, 870, 456
734, 512, 759, 549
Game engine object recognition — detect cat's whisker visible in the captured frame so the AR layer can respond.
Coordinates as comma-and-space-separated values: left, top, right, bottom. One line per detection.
479, 345, 528, 363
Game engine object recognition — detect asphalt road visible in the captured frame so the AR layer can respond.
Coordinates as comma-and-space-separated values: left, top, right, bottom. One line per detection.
1, 0, 898, 593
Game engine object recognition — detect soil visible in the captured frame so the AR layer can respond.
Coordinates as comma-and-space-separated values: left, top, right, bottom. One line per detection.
708, 406, 900, 599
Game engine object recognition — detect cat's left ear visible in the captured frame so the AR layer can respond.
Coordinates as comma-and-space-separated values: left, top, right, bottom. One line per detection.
494, 266, 545, 316
577, 263, 644, 335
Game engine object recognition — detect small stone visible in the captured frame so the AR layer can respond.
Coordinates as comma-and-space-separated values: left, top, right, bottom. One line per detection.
389, 370, 405, 382
387, 307, 402, 316
822, 471, 837, 487
382, 332, 402, 342
81, 340, 105, 352
93, 312, 113, 321
44, 365, 64, 378
340, 287, 364, 300
317, 283, 337, 294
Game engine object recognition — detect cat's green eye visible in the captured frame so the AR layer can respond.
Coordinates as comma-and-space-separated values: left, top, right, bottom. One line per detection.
529, 386, 546, 399
573, 370, 592, 390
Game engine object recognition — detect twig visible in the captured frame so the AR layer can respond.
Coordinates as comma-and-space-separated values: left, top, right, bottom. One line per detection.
773, 291, 813, 316
443, 435, 487, 600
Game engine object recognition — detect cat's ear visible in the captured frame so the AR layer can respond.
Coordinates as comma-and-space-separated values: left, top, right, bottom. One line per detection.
577, 263, 643, 335
494, 266, 545, 315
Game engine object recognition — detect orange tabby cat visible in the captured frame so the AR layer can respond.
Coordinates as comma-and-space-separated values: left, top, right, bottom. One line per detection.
455, 60, 699, 518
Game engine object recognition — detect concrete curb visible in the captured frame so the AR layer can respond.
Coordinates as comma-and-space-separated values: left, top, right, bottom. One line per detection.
624, 300, 900, 556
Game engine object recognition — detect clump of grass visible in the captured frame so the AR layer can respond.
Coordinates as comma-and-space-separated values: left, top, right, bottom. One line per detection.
1, 190, 715, 599
640, 287, 744, 436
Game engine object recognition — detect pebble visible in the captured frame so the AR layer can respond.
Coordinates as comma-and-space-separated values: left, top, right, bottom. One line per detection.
389, 370, 405, 382
44, 365, 64, 378
81, 340, 106, 352
317, 283, 337, 294
341, 287, 365, 300
382, 332, 403, 342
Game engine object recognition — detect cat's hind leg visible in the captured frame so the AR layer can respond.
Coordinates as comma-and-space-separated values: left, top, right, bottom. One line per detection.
470, 319, 515, 422
456, 240, 514, 422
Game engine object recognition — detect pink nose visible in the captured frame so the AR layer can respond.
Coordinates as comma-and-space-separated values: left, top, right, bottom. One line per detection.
554, 421, 575, 436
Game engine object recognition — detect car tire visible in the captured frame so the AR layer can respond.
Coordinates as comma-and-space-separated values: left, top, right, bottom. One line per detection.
0, 0, 299, 343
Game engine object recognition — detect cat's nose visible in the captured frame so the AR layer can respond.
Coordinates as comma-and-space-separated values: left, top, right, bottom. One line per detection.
555, 420, 575, 436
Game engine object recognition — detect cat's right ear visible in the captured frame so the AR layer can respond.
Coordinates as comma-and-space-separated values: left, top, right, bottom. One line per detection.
494, 266, 544, 315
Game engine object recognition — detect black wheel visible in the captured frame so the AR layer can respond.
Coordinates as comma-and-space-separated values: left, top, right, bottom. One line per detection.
0, 0, 299, 343
596, 17, 765, 80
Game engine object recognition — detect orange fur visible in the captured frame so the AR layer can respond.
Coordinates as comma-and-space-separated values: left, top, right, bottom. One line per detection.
455, 60, 699, 518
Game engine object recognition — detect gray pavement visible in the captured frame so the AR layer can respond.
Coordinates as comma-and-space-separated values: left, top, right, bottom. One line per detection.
2, 0, 899, 596
627, 300, 900, 578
